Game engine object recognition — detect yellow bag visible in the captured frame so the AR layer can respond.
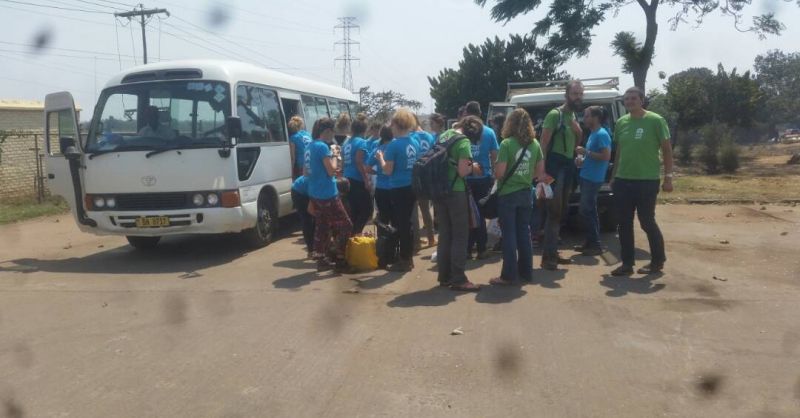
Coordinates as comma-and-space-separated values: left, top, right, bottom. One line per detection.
345, 235, 378, 272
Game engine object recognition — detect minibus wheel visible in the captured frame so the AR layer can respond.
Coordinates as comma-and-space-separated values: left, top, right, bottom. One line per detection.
126, 236, 161, 250
244, 193, 275, 247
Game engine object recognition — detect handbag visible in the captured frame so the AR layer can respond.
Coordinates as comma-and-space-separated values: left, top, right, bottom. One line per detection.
478, 145, 528, 219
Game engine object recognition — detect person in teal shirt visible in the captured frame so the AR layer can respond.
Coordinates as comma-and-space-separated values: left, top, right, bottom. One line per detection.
463, 101, 500, 259
342, 115, 373, 233
575, 106, 612, 256
288, 116, 312, 179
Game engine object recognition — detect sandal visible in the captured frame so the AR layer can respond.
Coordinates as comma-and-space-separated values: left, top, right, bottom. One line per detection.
489, 277, 514, 286
449, 281, 481, 292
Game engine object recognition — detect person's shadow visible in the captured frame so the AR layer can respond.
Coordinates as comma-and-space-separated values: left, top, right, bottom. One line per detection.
475, 285, 527, 304
387, 286, 464, 308
529, 268, 567, 289
599, 272, 665, 297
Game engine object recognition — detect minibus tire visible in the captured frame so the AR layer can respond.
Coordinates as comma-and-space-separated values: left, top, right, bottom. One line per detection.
243, 193, 276, 248
126, 236, 161, 250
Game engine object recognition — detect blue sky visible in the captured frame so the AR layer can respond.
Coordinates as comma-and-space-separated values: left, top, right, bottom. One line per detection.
1, 0, 798, 116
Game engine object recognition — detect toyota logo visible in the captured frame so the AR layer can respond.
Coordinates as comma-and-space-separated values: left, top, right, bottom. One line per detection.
141, 176, 157, 187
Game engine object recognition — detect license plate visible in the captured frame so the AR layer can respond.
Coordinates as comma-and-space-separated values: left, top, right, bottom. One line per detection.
135, 216, 170, 228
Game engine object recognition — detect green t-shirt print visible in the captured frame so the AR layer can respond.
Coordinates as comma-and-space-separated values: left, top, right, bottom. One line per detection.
439, 129, 473, 192
542, 108, 576, 159
496, 137, 544, 196
614, 111, 671, 180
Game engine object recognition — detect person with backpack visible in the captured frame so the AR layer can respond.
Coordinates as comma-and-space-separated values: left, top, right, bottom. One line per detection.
374, 109, 421, 272
411, 118, 437, 248
367, 125, 396, 269
609, 87, 674, 276
291, 175, 315, 259
427, 116, 484, 291
540, 81, 584, 270
305, 117, 353, 273
342, 113, 373, 234
574, 106, 612, 256
289, 116, 312, 180
489, 109, 545, 285
464, 101, 500, 260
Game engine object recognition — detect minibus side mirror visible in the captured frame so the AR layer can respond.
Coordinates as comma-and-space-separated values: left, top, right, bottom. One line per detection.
225, 116, 242, 146
59, 137, 75, 154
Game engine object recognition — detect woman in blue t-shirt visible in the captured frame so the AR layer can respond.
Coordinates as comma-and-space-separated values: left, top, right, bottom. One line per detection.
367, 125, 395, 268
305, 117, 353, 272
342, 114, 374, 234
374, 109, 420, 272
288, 116, 311, 180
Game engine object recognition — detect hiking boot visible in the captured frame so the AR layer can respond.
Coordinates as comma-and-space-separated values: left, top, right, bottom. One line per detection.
637, 263, 664, 275
541, 255, 558, 271
611, 265, 634, 276
581, 247, 604, 256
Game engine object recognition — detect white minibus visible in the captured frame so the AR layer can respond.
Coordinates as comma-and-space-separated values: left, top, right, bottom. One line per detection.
44, 60, 357, 249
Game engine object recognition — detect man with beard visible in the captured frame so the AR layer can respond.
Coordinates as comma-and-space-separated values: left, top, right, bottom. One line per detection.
540, 80, 584, 270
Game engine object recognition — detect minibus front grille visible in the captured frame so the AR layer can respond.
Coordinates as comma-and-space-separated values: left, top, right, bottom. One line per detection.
115, 193, 188, 211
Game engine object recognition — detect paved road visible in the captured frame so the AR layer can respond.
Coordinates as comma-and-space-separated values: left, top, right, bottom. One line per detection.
1, 205, 799, 417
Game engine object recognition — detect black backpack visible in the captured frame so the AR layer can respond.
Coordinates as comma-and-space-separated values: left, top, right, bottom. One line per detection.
412, 133, 467, 202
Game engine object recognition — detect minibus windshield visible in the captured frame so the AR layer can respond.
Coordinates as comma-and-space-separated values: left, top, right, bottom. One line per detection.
87, 80, 232, 154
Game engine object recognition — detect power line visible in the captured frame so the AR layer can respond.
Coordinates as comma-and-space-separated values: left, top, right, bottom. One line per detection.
114, 4, 169, 64
334, 16, 359, 92
0, 0, 110, 14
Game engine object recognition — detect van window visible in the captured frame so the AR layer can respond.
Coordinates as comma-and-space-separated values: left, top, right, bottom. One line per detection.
328, 100, 342, 119
340, 102, 352, 118
237, 85, 287, 144
301, 95, 319, 128
315, 97, 330, 119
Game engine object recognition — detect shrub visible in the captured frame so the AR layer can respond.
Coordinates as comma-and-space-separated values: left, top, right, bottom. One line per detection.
676, 130, 693, 165
719, 140, 740, 173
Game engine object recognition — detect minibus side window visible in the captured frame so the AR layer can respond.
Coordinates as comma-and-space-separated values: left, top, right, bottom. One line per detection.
237, 85, 287, 144
315, 97, 329, 119
301, 95, 319, 128
328, 99, 342, 119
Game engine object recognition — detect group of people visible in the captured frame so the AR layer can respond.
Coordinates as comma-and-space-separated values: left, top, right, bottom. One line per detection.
288, 80, 674, 291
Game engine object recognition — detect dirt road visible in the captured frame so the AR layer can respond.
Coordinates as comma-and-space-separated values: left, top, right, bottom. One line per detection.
1, 204, 799, 417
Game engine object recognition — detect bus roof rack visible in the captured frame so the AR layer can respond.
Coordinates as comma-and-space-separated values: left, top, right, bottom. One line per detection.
506, 77, 619, 101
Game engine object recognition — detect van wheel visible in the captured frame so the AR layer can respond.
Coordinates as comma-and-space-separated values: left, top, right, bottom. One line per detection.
126, 236, 161, 250
243, 193, 277, 248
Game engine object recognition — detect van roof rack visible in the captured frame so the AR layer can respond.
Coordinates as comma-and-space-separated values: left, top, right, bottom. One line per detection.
506, 77, 619, 100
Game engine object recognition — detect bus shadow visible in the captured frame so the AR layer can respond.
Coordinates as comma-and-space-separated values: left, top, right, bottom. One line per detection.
1, 234, 253, 276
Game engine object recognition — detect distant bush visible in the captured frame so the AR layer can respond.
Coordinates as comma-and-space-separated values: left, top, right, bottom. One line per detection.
719, 140, 740, 173
676, 131, 693, 165
698, 123, 740, 174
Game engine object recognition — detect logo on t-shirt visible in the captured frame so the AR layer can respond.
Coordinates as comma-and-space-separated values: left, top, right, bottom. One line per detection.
635, 128, 644, 140
343, 143, 353, 161
513, 148, 532, 177
304, 148, 312, 174
471, 144, 480, 157
406, 145, 417, 169
420, 140, 431, 154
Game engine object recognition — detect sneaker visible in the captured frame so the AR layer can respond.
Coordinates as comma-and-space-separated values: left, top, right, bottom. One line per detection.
581, 247, 604, 256
556, 254, 572, 265
541, 256, 558, 271
476, 250, 491, 260
317, 259, 334, 272
431, 251, 438, 263
573, 244, 588, 252
611, 265, 634, 276
637, 263, 664, 275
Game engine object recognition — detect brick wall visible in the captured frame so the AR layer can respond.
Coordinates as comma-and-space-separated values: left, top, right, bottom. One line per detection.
0, 131, 47, 201
0, 109, 43, 131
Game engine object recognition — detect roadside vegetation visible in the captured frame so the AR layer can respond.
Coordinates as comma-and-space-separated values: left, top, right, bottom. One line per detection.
0, 196, 69, 225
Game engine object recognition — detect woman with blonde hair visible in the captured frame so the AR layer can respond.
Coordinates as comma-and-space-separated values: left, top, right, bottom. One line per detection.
288, 116, 312, 180
374, 108, 421, 272
490, 108, 545, 285
334, 112, 352, 146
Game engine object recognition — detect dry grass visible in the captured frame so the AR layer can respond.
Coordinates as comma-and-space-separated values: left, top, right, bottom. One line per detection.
0, 196, 69, 225
666, 142, 800, 203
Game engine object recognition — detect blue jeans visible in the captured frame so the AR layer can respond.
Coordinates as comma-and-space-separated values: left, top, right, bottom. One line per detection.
498, 189, 533, 281
530, 186, 542, 239
579, 178, 602, 249
543, 164, 574, 257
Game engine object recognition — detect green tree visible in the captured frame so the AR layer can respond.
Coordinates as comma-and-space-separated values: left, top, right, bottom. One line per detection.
475, 0, 793, 91
428, 34, 569, 117
753, 50, 800, 126
712, 64, 762, 128
358, 87, 422, 124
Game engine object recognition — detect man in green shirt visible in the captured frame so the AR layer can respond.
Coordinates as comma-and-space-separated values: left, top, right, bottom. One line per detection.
610, 86, 675, 276
540, 80, 584, 270
434, 117, 483, 292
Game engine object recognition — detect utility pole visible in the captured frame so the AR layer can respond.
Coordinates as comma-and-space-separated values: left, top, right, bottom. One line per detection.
115, 4, 169, 64
334, 17, 359, 92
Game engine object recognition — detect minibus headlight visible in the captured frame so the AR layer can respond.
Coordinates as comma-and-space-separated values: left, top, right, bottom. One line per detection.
105, 197, 116, 208
207, 193, 219, 206
94, 196, 106, 208
192, 193, 205, 206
